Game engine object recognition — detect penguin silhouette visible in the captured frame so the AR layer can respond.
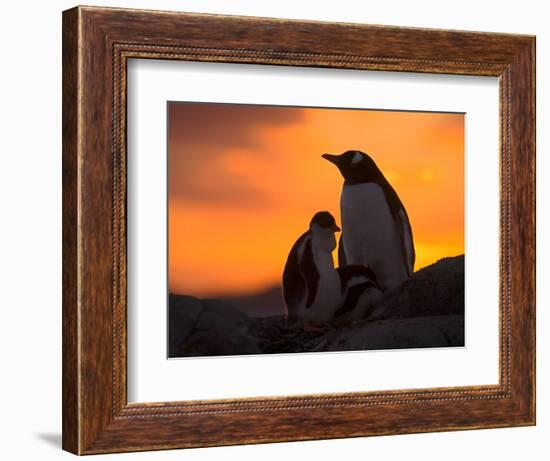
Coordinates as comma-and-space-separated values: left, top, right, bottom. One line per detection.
282, 211, 342, 330
322, 150, 415, 291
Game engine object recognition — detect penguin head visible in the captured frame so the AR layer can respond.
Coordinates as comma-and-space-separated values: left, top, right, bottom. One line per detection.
309, 211, 340, 251
322, 150, 382, 184
309, 211, 341, 233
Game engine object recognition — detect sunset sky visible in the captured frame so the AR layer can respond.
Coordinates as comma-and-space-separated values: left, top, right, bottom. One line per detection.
168, 102, 464, 298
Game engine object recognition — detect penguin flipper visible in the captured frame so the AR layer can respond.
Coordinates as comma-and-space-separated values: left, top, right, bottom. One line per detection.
383, 180, 416, 277
398, 208, 415, 276
282, 232, 309, 317
301, 239, 319, 308
338, 233, 347, 267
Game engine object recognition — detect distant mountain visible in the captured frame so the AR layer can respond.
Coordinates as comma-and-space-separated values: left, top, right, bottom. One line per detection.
210, 285, 286, 318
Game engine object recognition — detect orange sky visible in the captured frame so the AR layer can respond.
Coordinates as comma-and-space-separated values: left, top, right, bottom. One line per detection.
168, 102, 464, 298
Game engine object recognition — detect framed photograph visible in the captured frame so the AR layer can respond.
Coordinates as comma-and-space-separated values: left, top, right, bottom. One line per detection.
62, 6, 535, 455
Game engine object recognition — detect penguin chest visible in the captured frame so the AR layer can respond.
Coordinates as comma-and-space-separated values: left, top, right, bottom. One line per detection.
341, 183, 406, 285
307, 252, 341, 323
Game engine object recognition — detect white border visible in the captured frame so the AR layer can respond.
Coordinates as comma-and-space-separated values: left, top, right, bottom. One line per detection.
127, 59, 499, 403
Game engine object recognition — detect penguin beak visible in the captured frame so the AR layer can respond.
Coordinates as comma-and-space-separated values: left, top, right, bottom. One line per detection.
322, 153, 340, 165
333, 224, 341, 232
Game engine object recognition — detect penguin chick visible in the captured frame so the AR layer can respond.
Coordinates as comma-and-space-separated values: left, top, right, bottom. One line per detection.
322, 150, 415, 291
282, 211, 343, 331
333, 265, 383, 326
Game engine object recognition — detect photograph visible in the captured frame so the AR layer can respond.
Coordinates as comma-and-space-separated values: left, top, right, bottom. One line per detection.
167, 102, 465, 358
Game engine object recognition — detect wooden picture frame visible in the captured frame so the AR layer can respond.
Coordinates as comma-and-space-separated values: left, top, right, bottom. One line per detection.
62, 5, 535, 455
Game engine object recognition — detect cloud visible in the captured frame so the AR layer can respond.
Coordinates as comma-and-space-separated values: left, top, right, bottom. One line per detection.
168, 102, 304, 208
169, 102, 303, 149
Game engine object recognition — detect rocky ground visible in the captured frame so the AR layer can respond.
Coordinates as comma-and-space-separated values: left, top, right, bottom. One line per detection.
169, 255, 465, 358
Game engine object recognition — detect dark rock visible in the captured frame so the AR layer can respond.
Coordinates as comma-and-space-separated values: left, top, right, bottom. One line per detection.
368, 255, 465, 321
254, 316, 324, 354
168, 295, 203, 356
315, 315, 464, 352
169, 295, 261, 357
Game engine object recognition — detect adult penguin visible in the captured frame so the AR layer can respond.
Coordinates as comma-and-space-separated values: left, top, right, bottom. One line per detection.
282, 211, 342, 330
322, 150, 415, 291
